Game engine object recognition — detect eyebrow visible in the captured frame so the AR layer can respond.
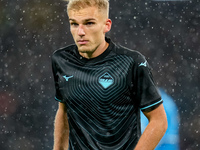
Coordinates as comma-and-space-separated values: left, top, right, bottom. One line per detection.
69, 18, 96, 22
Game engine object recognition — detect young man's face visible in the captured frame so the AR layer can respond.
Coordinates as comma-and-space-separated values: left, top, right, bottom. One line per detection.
68, 6, 111, 55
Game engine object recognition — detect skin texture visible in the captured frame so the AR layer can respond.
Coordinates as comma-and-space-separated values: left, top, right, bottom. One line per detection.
68, 6, 112, 59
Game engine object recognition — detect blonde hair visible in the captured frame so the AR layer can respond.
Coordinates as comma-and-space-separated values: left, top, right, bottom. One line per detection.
66, 0, 109, 18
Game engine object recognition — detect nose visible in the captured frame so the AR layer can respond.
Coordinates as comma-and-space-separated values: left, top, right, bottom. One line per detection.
78, 25, 85, 36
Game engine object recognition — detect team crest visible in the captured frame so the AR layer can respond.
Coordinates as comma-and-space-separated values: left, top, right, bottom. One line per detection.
98, 72, 114, 89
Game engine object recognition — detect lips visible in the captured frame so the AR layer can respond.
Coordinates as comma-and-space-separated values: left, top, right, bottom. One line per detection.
77, 40, 88, 45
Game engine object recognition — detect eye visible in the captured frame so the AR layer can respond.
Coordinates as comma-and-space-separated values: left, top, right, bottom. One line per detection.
70, 22, 78, 27
86, 22, 95, 26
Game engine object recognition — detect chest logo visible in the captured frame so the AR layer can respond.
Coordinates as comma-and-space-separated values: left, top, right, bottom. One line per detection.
98, 72, 114, 89
63, 75, 73, 81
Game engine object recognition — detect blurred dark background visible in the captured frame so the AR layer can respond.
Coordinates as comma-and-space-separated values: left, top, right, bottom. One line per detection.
0, 0, 199, 149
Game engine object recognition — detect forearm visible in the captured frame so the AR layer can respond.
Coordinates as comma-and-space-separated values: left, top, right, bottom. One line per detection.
134, 119, 167, 150
53, 105, 69, 150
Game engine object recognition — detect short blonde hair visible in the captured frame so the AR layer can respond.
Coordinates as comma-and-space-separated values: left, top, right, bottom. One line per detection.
66, 0, 109, 18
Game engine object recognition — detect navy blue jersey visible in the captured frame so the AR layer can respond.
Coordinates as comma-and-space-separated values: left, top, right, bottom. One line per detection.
52, 38, 162, 150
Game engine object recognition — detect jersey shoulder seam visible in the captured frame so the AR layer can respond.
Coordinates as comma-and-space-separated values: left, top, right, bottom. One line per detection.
113, 44, 145, 62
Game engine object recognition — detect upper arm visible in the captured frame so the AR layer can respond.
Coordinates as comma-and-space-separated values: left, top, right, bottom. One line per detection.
58, 102, 67, 112
143, 104, 167, 123
55, 102, 69, 126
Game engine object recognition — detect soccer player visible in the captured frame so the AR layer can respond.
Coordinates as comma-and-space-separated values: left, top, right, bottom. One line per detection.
52, 0, 168, 149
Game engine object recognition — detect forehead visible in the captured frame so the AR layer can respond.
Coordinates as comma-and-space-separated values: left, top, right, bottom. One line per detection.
68, 6, 103, 21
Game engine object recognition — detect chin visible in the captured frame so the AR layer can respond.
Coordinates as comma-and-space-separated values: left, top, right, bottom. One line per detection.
78, 47, 94, 53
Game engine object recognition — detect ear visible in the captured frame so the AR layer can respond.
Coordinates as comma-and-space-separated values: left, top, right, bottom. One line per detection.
104, 19, 112, 33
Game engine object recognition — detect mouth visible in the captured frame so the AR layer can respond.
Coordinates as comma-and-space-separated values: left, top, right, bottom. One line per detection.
77, 40, 89, 45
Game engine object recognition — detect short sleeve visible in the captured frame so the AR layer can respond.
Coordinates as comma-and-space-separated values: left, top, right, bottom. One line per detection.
134, 54, 162, 112
51, 53, 65, 103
